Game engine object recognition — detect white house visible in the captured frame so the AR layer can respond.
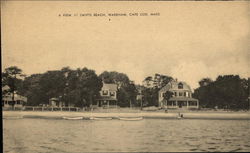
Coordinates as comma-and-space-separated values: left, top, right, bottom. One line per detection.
95, 82, 118, 107
158, 80, 199, 109
2, 85, 27, 108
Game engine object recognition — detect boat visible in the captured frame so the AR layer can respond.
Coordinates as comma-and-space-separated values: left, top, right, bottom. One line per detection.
3, 116, 23, 119
119, 116, 143, 121
89, 117, 113, 120
62, 116, 83, 120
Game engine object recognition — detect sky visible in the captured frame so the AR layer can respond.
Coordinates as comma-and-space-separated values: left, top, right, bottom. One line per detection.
2, 1, 250, 89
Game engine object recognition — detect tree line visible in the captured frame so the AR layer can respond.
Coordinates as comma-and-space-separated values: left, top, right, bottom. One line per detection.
2, 66, 249, 109
2, 66, 137, 107
193, 75, 249, 110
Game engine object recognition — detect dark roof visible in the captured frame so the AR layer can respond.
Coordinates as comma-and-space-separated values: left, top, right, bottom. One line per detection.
102, 83, 118, 91
169, 97, 198, 102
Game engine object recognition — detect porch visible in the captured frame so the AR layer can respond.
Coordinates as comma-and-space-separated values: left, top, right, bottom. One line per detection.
94, 97, 118, 108
164, 97, 199, 109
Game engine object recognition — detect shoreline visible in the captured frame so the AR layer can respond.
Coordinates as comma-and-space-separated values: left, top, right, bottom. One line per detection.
3, 111, 250, 120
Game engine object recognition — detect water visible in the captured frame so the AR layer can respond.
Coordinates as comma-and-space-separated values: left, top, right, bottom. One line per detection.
3, 118, 250, 152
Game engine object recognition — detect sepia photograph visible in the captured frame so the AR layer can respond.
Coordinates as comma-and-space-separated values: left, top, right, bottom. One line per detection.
2, 0, 250, 152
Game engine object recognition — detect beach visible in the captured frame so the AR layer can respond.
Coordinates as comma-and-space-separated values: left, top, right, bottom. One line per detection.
3, 110, 250, 120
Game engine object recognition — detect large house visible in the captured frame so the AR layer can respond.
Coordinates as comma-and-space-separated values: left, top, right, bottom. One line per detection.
2, 85, 27, 108
95, 82, 118, 107
158, 80, 199, 109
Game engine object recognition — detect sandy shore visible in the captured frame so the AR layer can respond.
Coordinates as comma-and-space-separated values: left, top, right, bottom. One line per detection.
3, 111, 250, 120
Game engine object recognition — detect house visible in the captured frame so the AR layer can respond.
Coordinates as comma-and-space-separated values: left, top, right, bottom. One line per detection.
95, 82, 118, 107
49, 98, 64, 107
158, 80, 199, 109
2, 85, 27, 108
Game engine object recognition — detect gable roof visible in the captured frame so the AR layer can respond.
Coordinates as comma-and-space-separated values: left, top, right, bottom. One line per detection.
159, 80, 192, 92
102, 82, 118, 91
2, 85, 10, 91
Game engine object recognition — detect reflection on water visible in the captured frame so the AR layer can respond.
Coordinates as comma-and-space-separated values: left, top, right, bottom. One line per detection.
3, 118, 250, 152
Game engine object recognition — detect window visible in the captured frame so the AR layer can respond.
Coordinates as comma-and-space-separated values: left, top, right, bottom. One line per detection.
174, 92, 177, 97
178, 83, 183, 89
110, 91, 115, 97
102, 90, 108, 96
179, 92, 183, 96
16, 101, 21, 104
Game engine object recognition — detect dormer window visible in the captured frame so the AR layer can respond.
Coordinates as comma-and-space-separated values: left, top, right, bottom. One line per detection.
178, 83, 183, 89
102, 90, 108, 96
110, 91, 115, 97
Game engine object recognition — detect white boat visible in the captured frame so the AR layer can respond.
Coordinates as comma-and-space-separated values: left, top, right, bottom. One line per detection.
119, 116, 143, 121
62, 116, 83, 120
3, 116, 23, 119
89, 117, 113, 120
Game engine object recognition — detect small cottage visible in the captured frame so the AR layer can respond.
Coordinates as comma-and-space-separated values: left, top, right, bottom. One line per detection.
2, 85, 27, 108
95, 82, 118, 107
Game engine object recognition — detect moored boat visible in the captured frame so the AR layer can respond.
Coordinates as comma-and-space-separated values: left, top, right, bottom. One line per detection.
62, 116, 83, 120
119, 116, 143, 121
3, 116, 23, 119
89, 117, 113, 120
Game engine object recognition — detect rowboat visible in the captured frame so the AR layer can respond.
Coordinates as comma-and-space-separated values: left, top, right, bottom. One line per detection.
3, 116, 23, 119
119, 116, 143, 121
62, 116, 83, 120
89, 117, 112, 120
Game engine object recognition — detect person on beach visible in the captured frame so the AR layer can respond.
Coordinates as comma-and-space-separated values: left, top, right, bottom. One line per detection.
178, 112, 183, 118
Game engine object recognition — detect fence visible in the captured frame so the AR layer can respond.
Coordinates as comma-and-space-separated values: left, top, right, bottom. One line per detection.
3, 106, 80, 112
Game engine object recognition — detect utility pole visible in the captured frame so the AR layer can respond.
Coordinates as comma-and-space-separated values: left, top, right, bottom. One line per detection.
140, 87, 143, 110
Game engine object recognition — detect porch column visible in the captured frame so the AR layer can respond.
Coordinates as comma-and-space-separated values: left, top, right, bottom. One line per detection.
197, 100, 199, 108
172, 101, 173, 107
175, 101, 177, 108
187, 101, 189, 109
108, 101, 109, 108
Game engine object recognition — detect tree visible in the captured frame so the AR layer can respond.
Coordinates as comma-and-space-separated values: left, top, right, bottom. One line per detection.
163, 91, 174, 102
2, 66, 25, 108
159, 75, 173, 88
63, 67, 102, 107
21, 67, 102, 107
141, 74, 173, 107
142, 88, 159, 107
22, 74, 45, 106
198, 78, 213, 87
194, 75, 248, 110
